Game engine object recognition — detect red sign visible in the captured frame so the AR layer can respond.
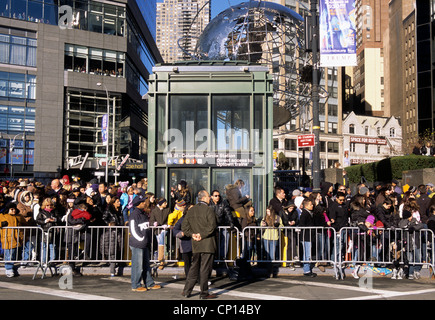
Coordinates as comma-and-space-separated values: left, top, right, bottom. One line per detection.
298, 134, 315, 148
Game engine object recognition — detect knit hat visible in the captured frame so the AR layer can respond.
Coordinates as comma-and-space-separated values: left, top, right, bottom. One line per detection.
176, 199, 186, 207
408, 186, 417, 193
402, 209, 412, 220
375, 220, 384, 228
365, 215, 375, 225
158, 198, 167, 206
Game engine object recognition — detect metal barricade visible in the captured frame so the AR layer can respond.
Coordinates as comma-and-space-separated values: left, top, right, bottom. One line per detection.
0, 226, 44, 280
338, 227, 435, 279
44, 226, 130, 278
149, 226, 178, 265
215, 226, 241, 263
240, 226, 337, 268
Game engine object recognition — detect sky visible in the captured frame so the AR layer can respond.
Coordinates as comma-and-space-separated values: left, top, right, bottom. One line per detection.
212, 0, 245, 18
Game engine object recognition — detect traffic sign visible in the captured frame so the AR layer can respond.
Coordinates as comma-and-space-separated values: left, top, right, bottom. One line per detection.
298, 134, 315, 148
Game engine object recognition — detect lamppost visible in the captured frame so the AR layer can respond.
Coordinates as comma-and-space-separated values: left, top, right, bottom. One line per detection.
97, 82, 109, 184
310, 0, 321, 192
9, 132, 25, 180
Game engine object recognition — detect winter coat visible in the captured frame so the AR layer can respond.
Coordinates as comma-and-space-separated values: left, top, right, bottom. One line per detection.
269, 196, 288, 216
261, 215, 283, 241
298, 208, 316, 241
128, 207, 151, 249
168, 208, 184, 226
209, 198, 234, 227
16, 191, 33, 219
328, 200, 349, 231
181, 202, 217, 254
225, 184, 250, 211
375, 204, 399, 229
149, 206, 170, 227
36, 208, 61, 233
173, 215, 192, 254
102, 205, 124, 226
0, 213, 27, 249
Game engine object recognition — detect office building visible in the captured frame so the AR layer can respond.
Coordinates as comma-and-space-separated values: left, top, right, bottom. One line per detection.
156, 0, 210, 63
0, 0, 163, 180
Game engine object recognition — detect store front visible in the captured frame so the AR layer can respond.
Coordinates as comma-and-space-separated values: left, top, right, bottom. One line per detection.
147, 62, 274, 216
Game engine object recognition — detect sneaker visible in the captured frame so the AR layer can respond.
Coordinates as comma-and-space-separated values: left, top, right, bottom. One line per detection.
408, 274, 414, 280
132, 287, 148, 292
5, 270, 14, 278
391, 269, 397, 280
397, 269, 403, 280
351, 270, 359, 279
414, 271, 421, 280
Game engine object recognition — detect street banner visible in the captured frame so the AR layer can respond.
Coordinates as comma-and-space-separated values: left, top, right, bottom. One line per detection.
102, 114, 108, 145
319, 0, 357, 67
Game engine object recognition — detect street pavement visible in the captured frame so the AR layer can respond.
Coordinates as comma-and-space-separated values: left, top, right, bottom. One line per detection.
1, 264, 434, 305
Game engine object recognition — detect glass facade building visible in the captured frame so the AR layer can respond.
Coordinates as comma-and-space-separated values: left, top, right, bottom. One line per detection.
0, 0, 163, 179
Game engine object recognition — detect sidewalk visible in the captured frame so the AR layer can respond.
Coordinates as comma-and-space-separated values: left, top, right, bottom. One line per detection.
11, 262, 434, 280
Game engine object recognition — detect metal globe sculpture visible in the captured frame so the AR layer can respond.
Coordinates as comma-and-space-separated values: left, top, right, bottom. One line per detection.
184, 1, 315, 128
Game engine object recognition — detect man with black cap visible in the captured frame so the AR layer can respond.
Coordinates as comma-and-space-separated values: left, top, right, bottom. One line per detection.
129, 194, 161, 292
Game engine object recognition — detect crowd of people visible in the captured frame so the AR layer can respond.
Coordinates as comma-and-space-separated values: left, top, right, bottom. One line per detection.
265, 180, 435, 279
0, 175, 434, 288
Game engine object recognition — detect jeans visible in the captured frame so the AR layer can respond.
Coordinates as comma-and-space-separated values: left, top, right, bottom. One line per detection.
408, 249, 422, 275
263, 239, 278, 261
4, 248, 21, 272
130, 246, 155, 289
302, 241, 313, 274
42, 242, 56, 264
219, 228, 230, 260
157, 230, 167, 246
22, 240, 34, 261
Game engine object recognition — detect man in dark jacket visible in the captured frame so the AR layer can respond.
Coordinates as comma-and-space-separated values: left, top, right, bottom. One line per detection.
299, 198, 317, 277
129, 194, 161, 292
269, 187, 288, 216
416, 184, 430, 224
328, 192, 349, 232
209, 190, 234, 261
182, 190, 217, 299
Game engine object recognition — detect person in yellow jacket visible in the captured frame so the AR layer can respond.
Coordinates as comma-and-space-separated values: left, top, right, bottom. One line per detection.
167, 199, 187, 227
0, 202, 28, 277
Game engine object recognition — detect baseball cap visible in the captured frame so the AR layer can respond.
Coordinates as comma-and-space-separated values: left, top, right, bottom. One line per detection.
132, 194, 147, 207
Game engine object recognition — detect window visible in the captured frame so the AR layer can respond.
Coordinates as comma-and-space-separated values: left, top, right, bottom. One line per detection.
328, 122, 338, 134
349, 124, 355, 134
212, 96, 250, 151
285, 139, 297, 151
328, 142, 339, 153
365, 145, 369, 153
0, 105, 35, 133
0, 72, 36, 101
65, 44, 125, 78
169, 95, 208, 151
0, 33, 37, 67
350, 143, 355, 152
390, 128, 396, 137
273, 139, 279, 149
